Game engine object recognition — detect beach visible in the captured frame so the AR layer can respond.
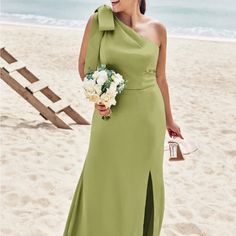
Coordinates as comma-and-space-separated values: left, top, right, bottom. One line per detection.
1, 23, 236, 236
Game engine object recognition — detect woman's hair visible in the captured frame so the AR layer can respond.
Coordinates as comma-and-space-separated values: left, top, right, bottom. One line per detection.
139, 0, 146, 15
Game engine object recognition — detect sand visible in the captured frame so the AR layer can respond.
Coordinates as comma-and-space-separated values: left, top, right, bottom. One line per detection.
1, 23, 236, 236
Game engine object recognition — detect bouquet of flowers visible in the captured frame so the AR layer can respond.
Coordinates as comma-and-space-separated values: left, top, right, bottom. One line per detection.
82, 64, 128, 120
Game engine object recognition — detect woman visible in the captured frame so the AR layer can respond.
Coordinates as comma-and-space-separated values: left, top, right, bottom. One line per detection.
64, 1, 183, 235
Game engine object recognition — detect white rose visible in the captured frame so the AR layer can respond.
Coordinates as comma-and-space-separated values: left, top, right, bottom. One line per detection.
94, 83, 102, 95
100, 93, 112, 108
92, 70, 99, 80
83, 79, 95, 93
106, 87, 118, 98
100, 92, 110, 102
110, 98, 117, 106
89, 94, 100, 103
113, 73, 123, 85
96, 70, 108, 85
100, 92, 117, 108
109, 82, 117, 93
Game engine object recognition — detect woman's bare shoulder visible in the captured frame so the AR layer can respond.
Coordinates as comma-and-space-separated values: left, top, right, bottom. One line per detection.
145, 16, 167, 36
140, 15, 167, 46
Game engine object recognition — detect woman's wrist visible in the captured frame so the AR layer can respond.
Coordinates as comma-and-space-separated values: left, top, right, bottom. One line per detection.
166, 117, 174, 126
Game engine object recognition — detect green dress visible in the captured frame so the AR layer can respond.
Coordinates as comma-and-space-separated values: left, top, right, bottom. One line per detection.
63, 4, 166, 236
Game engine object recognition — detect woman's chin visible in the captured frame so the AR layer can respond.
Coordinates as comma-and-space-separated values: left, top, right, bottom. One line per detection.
111, 8, 120, 13
111, 1, 121, 11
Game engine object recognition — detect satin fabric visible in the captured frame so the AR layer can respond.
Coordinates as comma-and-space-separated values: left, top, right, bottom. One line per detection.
63, 4, 166, 236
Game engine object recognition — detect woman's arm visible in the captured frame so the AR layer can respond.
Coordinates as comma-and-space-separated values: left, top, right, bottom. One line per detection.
155, 23, 183, 139
78, 13, 111, 117
78, 13, 95, 80
155, 23, 173, 125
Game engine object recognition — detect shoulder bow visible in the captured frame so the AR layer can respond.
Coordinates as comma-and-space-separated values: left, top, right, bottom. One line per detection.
94, 4, 115, 31
84, 5, 115, 75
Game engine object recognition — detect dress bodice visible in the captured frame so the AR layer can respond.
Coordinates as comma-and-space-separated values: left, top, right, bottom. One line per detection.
84, 4, 160, 90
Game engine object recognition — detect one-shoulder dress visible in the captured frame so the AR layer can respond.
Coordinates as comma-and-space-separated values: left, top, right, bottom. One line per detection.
63, 4, 166, 236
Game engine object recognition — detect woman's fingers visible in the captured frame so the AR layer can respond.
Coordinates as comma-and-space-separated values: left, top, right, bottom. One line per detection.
95, 103, 107, 111
99, 108, 111, 116
168, 127, 184, 139
179, 132, 184, 139
177, 127, 184, 139
95, 103, 111, 116
175, 128, 184, 139
100, 109, 110, 116
168, 128, 177, 137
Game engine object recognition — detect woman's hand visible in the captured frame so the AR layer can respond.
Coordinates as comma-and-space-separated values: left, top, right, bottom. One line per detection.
166, 120, 184, 139
95, 103, 112, 117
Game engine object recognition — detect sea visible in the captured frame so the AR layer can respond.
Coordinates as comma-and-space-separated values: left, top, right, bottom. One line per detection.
1, 0, 236, 41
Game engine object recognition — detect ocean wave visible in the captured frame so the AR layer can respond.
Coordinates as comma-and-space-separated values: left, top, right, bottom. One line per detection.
168, 27, 236, 40
1, 12, 236, 41
0, 12, 87, 28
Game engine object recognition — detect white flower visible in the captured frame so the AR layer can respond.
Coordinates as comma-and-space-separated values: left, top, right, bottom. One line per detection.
83, 79, 95, 93
82, 66, 127, 120
100, 92, 116, 108
113, 73, 124, 85
96, 70, 108, 85
110, 98, 117, 106
92, 70, 99, 80
109, 82, 118, 93
94, 83, 102, 95
106, 86, 118, 98
88, 94, 100, 103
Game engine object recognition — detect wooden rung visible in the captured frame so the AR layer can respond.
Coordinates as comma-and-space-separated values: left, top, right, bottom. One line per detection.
3, 61, 26, 73
26, 80, 48, 93
48, 99, 71, 113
